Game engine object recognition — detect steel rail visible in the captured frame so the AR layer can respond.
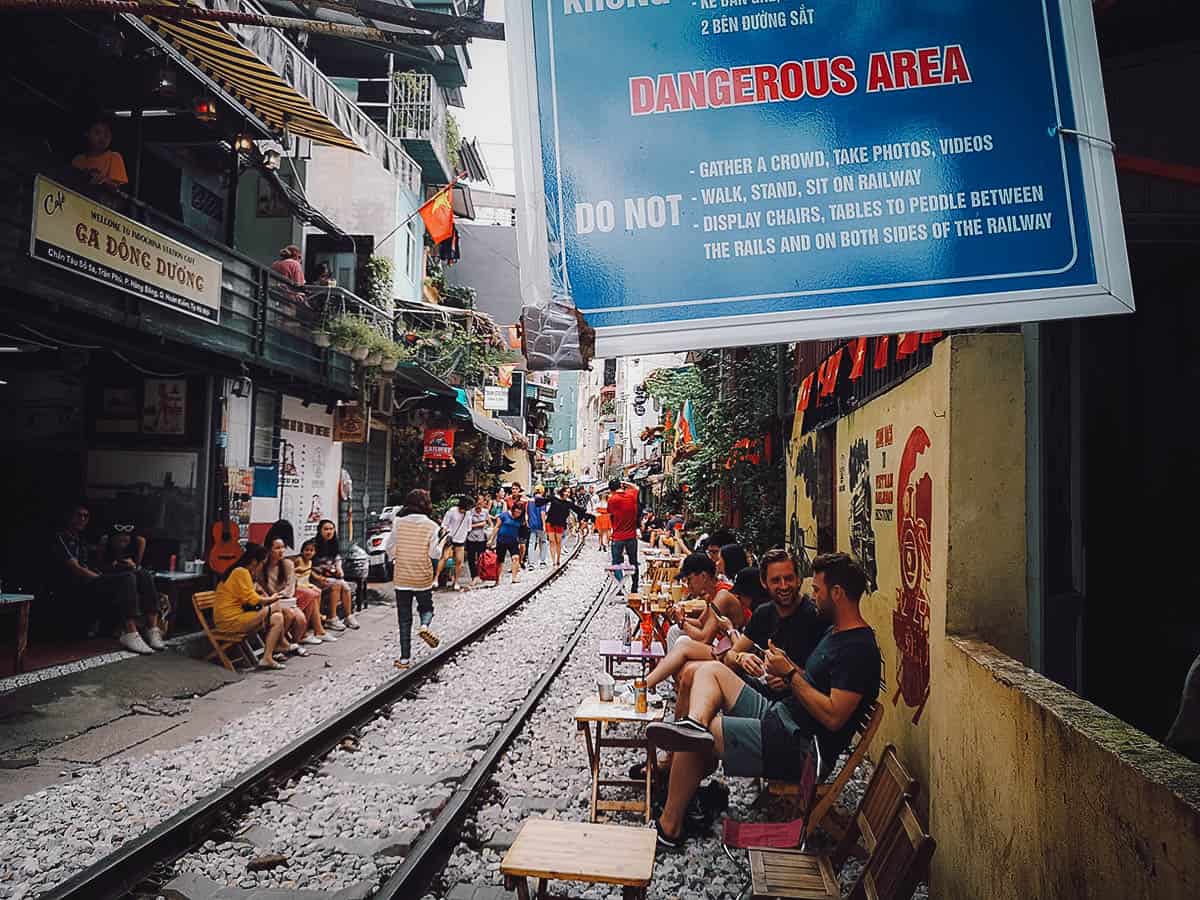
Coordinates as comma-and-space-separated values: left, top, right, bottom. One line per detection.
39, 537, 586, 900
376, 574, 617, 898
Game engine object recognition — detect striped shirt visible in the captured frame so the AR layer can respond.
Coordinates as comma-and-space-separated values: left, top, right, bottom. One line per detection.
392, 513, 442, 590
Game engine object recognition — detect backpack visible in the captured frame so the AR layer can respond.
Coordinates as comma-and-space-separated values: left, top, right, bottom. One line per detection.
477, 548, 499, 583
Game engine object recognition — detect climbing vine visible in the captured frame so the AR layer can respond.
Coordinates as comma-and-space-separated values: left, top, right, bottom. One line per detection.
653, 348, 787, 555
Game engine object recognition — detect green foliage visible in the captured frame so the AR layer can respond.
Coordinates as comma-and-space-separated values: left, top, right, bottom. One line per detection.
644, 366, 703, 413
668, 348, 787, 555
409, 323, 516, 387
440, 282, 476, 309
327, 314, 375, 351
446, 112, 462, 172
364, 256, 394, 308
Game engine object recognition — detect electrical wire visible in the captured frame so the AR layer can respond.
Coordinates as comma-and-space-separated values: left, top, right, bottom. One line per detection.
19, 324, 190, 376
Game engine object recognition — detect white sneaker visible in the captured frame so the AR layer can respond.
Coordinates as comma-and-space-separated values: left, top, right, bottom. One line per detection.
145, 627, 167, 651
302, 634, 322, 646
345, 615, 361, 630
120, 631, 154, 655
318, 632, 337, 642
327, 618, 346, 631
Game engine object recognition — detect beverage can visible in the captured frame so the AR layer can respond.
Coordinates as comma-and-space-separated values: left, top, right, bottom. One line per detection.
168, 554, 177, 573
634, 678, 648, 714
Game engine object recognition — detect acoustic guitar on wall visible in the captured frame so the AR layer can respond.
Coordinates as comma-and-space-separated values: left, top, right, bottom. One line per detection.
208, 466, 242, 574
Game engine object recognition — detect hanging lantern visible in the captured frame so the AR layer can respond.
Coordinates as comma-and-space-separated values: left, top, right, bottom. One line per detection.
192, 95, 218, 123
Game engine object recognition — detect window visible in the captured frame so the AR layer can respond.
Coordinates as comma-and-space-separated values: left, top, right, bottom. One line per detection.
251, 389, 280, 466
406, 224, 419, 283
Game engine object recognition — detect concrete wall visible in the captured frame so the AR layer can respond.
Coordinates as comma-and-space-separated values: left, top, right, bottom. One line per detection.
787, 333, 1200, 897
304, 146, 423, 303
933, 638, 1200, 900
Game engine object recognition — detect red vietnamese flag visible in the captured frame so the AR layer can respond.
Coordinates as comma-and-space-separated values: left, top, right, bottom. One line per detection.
873, 335, 890, 370
896, 332, 920, 359
820, 348, 844, 396
921, 331, 944, 344
419, 184, 455, 244
849, 337, 868, 381
796, 372, 815, 413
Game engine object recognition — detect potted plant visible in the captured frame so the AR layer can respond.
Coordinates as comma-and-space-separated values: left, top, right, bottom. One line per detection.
328, 315, 374, 359
379, 336, 404, 373
312, 327, 332, 349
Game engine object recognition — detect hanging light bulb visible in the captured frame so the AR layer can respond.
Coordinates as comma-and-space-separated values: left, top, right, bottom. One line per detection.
192, 95, 218, 123
233, 134, 255, 153
262, 149, 282, 171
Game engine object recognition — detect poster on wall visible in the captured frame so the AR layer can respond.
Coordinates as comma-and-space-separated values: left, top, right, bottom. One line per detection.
142, 379, 187, 435
507, 0, 1132, 356
230, 467, 254, 530
279, 397, 341, 541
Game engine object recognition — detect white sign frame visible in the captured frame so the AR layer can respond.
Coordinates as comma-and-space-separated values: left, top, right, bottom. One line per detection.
505, 0, 1133, 357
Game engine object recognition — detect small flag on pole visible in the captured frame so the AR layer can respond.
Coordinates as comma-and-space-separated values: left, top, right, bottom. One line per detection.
849, 337, 868, 381
419, 184, 455, 244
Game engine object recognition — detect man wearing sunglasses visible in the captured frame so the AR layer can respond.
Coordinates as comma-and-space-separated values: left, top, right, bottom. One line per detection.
53, 503, 165, 654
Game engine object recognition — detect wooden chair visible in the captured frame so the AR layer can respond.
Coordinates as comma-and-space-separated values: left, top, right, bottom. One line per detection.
767, 701, 884, 839
830, 744, 918, 868
193, 590, 258, 671
742, 744, 917, 899
846, 801, 935, 900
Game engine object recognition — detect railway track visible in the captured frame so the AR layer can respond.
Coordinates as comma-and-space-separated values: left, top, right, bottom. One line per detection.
38, 536, 608, 900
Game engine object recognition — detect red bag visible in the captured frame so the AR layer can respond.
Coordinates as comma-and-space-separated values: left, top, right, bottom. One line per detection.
477, 549, 499, 583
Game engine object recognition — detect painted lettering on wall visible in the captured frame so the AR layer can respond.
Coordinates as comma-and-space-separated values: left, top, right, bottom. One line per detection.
893, 425, 932, 724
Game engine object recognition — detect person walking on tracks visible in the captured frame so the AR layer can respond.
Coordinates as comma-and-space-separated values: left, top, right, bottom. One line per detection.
392, 489, 442, 669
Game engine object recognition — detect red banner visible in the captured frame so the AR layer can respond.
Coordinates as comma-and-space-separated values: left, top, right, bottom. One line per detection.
796, 372, 815, 413
896, 332, 920, 359
873, 335, 890, 370
423, 427, 456, 460
849, 336, 868, 381
820, 348, 844, 397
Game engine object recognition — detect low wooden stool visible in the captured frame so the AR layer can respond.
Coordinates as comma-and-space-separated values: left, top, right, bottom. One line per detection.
500, 818, 656, 900
748, 847, 839, 899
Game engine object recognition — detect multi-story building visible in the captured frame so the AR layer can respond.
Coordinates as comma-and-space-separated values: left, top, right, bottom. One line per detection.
0, 4, 497, 620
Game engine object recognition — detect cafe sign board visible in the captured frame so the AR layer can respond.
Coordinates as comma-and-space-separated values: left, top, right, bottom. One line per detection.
31, 175, 222, 324
484, 385, 510, 410
506, 0, 1132, 356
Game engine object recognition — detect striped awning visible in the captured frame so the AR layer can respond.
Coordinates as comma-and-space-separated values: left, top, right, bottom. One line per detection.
138, 0, 357, 151
131, 1, 421, 178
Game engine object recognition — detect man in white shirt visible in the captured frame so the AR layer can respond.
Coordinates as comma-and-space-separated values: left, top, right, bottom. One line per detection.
435, 495, 474, 591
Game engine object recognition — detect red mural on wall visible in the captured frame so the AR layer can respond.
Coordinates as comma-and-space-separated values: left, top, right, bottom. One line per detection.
893, 425, 932, 724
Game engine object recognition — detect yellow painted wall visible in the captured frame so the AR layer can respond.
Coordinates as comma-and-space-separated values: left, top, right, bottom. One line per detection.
787, 334, 1024, 817
934, 638, 1200, 899
833, 350, 951, 804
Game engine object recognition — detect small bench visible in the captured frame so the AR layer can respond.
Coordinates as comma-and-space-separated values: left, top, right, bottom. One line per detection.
500, 818, 657, 900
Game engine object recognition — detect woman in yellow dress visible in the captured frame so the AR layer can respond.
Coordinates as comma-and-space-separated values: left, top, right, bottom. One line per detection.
213, 543, 288, 670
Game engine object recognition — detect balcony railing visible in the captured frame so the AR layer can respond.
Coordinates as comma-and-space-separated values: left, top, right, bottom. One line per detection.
0, 154, 386, 395
392, 71, 452, 184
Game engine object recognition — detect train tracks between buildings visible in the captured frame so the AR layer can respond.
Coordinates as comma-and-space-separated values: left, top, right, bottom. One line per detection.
40, 537, 603, 900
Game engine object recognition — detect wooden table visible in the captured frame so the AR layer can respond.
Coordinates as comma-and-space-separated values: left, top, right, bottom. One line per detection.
151, 571, 210, 634
1, 593, 33, 675
500, 818, 657, 900
642, 556, 682, 595
625, 596, 674, 647
575, 694, 664, 823
597, 639, 665, 680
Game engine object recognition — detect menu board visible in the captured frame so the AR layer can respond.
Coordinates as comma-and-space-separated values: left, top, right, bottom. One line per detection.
508, 0, 1131, 355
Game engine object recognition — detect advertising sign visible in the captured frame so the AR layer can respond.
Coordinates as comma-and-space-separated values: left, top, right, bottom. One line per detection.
141, 378, 187, 435
484, 385, 510, 410
507, 0, 1132, 355
423, 427, 456, 460
279, 397, 341, 541
31, 176, 222, 324
332, 402, 368, 443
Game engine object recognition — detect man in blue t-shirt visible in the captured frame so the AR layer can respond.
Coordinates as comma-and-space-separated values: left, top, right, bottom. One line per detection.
648, 551, 881, 849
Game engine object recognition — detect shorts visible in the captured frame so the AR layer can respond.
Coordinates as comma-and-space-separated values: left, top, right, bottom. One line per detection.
547, 524, 565, 535
721, 687, 813, 780
451, 540, 466, 548
720, 685, 773, 777
496, 539, 521, 566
